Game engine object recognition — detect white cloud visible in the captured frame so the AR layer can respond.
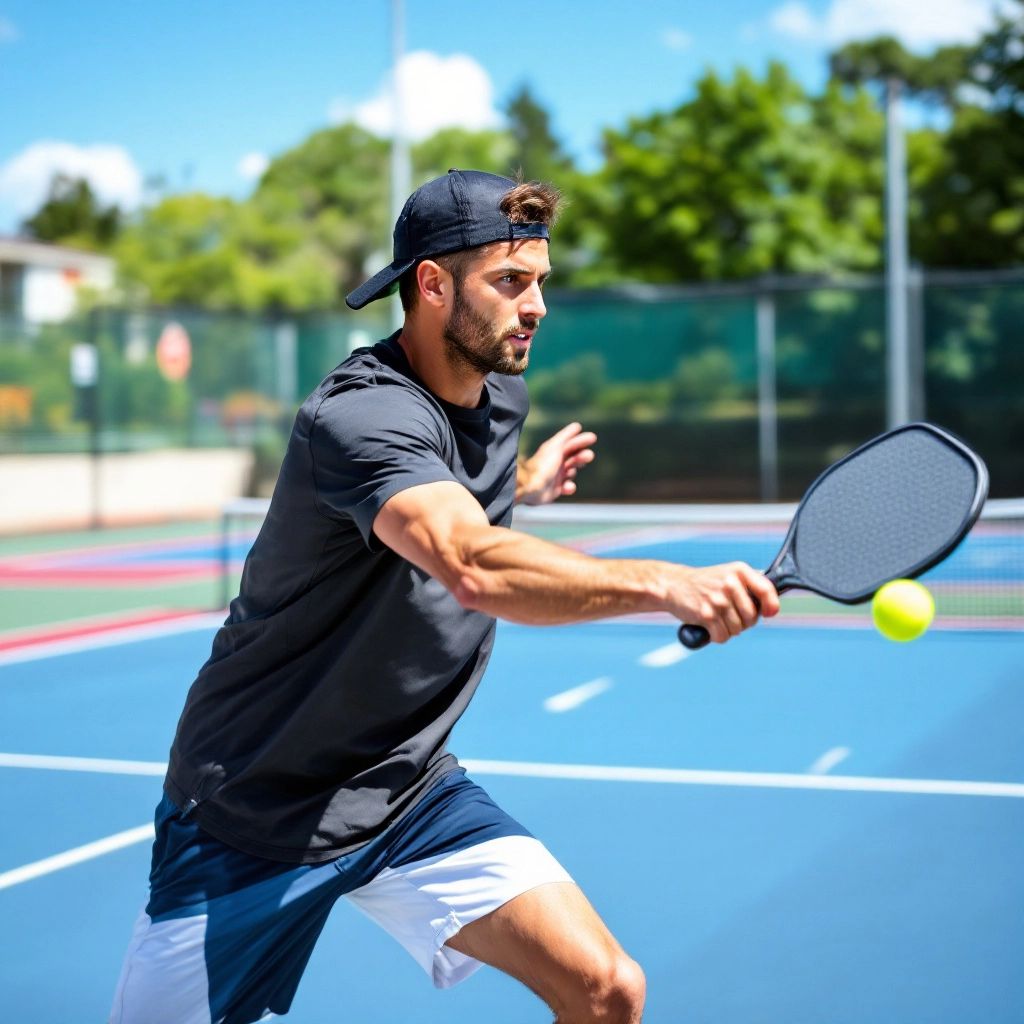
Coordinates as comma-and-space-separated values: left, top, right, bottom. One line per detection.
328, 50, 500, 141
237, 152, 269, 181
0, 17, 18, 43
766, 0, 1010, 50
662, 27, 693, 52
0, 141, 143, 217
769, 2, 820, 40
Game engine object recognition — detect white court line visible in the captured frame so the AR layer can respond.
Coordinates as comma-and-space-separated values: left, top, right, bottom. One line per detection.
0, 752, 166, 775
3, 751, 1023, 802
809, 746, 851, 775
461, 759, 1024, 799
639, 642, 692, 668
0, 823, 155, 891
0, 613, 224, 667
543, 677, 613, 713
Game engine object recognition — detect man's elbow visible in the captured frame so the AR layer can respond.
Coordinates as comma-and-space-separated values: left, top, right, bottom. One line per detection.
451, 570, 488, 612
440, 527, 499, 613
442, 526, 534, 622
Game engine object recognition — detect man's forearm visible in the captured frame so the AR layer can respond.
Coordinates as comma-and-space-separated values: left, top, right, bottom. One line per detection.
451, 524, 674, 625
375, 480, 775, 643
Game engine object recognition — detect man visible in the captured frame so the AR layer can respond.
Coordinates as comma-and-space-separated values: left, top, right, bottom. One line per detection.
110, 170, 778, 1024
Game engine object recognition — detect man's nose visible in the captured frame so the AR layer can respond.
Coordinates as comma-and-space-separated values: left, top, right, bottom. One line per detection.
520, 280, 546, 321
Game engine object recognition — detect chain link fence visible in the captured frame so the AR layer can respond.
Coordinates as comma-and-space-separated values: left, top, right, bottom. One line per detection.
2, 269, 1021, 500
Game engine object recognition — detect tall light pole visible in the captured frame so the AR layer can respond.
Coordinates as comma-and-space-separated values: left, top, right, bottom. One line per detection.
884, 77, 912, 427
390, 0, 411, 331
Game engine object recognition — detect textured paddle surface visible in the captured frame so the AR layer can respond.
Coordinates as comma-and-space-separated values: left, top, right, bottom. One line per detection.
794, 428, 981, 599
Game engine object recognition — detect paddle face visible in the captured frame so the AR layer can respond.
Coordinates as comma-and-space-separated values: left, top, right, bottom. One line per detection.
678, 423, 988, 649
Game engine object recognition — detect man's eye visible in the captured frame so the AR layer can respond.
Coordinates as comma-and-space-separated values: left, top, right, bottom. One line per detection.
501, 274, 517, 284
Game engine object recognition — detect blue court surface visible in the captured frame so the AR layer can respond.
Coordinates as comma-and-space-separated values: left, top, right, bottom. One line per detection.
1, 610, 1022, 1024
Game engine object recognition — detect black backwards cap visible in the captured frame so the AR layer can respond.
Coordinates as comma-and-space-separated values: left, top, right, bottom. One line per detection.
345, 169, 550, 310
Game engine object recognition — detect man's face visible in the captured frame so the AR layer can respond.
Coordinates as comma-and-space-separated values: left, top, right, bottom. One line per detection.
442, 238, 551, 377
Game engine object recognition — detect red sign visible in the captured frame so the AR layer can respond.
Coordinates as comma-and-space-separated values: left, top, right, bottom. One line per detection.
156, 322, 192, 382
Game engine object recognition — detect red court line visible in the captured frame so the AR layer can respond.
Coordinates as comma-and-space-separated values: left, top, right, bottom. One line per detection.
0, 564, 220, 587
0, 608, 204, 654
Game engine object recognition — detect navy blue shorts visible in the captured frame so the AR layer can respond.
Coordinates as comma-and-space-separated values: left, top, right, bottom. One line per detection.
109, 769, 572, 1024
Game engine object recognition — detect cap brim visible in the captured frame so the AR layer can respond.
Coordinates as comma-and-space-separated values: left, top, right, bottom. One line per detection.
345, 258, 417, 310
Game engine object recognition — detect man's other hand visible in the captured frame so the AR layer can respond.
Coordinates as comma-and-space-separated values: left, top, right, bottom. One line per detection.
516, 422, 597, 505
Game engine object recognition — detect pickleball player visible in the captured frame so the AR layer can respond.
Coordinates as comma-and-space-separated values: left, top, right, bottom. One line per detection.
109, 169, 778, 1024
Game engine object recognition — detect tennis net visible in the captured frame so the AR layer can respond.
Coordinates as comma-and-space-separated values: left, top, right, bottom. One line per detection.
219, 498, 1024, 630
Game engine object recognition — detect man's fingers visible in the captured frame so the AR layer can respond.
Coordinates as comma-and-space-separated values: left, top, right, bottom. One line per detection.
685, 563, 777, 644
561, 431, 597, 454
565, 451, 595, 471
548, 421, 584, 444
723, 567, 760, 627
738, 565, 780, 617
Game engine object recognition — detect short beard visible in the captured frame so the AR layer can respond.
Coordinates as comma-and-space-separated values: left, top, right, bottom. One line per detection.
443, 282, 531, 377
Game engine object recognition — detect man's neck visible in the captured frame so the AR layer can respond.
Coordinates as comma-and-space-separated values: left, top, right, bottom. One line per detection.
397, 324, 486, 409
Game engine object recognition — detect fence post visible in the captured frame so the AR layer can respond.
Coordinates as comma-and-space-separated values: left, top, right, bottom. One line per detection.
885, 78, 911, 428
756, 291, 779, 502
87, 307, 103, 529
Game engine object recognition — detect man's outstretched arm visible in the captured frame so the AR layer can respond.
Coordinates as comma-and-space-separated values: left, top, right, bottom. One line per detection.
373, 480, 779, 644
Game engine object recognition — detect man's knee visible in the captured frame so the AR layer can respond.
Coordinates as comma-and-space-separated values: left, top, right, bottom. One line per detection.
564, 952, 646, 1023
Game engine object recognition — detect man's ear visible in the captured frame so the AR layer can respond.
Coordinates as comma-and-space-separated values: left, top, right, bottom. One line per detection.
416, 260, 450, 310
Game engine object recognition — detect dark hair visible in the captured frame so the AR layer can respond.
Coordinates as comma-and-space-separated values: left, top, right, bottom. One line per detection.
398, 179, 562, 312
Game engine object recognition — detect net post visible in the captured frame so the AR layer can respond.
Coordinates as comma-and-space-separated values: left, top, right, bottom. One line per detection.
219, 505, 231, 612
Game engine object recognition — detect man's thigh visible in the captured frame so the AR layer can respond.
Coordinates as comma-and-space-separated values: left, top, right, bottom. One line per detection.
445, 881, 646, 1023
345, 832, 574, 988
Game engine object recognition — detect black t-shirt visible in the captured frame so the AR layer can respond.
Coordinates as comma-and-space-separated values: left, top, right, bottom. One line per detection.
164, 334, 529, 863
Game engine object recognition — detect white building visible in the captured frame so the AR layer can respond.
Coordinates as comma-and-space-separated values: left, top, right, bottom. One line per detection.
0, 237, 114, 323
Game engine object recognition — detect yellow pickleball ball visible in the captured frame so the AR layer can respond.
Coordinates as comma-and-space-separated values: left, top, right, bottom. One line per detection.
871, 579, 935, 642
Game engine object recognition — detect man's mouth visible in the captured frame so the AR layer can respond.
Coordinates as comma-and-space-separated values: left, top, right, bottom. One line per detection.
507, 329, 534, 344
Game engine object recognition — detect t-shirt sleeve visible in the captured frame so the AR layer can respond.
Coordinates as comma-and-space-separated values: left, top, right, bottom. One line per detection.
309, 384, 457, 548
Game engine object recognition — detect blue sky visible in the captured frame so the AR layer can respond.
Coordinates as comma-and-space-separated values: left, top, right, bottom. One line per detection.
0, 0, 1005, 233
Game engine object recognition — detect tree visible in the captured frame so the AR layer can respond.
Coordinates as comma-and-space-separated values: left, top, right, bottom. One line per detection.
585, 63, 886, 283
829, 6, 1024, 268
972, 0, 1024, 114
113, 122, 546, 311
504, 85, 574, 183
23, 174, 122, 249
253, 123, 391, 298
412, 127, 517, 184
829, 37, 971, 107
115, 193, 336, 311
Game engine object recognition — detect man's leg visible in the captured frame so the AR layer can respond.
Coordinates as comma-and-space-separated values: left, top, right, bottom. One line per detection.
445, 881, 646, 1024
345, 772, 644, 1020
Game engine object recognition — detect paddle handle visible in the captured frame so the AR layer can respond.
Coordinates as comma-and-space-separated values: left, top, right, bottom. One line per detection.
677, 623, 713, 650
676, 565, 792, 649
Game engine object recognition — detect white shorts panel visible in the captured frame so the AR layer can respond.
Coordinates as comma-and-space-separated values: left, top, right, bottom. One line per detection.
345, 834, 574, 988
109, 906, 211, 1024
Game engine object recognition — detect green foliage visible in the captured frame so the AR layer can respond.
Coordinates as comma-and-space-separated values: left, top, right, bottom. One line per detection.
903, 4, 1022, 267
973, 0, 1024, 114
582, 63, 885, 283
504, 85, 575, 184
412, 127, 517, 183
23, 174, 121, 249
254, 123, 390, 297
829, 37, 971, 106
824, 8, 1024, 269
115, 192, 337, 311
0, 320, 80, 442
829, 37, 918, 87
